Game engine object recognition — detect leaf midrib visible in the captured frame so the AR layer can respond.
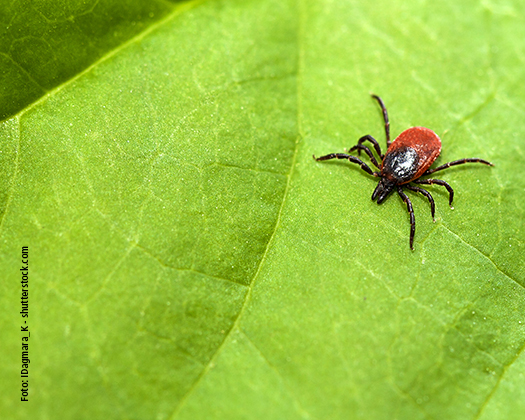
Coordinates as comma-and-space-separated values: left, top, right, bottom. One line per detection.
168, 0, 306, 417
0, 0, 208, 240
6, 0, 207, 124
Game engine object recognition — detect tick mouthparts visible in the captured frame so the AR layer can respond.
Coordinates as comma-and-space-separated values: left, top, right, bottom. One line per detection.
313, 95, 494, 250
372, 178, 396, 204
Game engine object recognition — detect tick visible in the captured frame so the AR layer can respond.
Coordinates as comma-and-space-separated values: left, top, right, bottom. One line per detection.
313, 94, 494, 250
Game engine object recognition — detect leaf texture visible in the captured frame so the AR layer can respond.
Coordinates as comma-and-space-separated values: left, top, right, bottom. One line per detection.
1, 0, 524, 419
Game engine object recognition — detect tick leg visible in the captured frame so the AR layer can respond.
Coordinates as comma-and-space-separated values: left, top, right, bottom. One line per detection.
405, 184, 435, 221
424, 158, 494, 175
313, 153, 380, 176
354, 135, 384, 159
397, 186, 415, 250
371, 94, 391, 148
348, 144, 381, 169
415, 178, 454, 206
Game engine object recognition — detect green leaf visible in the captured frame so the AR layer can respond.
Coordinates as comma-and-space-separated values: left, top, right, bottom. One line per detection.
0, 0, 180, 121
1, 0, 524, 419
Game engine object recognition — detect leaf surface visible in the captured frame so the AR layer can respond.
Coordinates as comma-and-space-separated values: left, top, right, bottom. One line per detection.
1, 0, 524, 419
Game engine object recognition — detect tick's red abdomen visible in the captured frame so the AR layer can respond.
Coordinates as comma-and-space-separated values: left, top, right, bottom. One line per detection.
313, 94, 494, 250
382, 127, 441, 184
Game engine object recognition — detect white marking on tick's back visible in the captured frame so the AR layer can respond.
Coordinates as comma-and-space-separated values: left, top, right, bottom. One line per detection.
392, 148, 418, 179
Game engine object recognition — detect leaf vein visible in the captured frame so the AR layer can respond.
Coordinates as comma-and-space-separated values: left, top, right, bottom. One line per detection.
168, 0, 305, 416
0, 51, 47, 93
441, 225, 524, 289
473, 339, 525, 419
0, 118, 21, 238
240, 329, 313, 420
133, 241, 247, 287
11, 0, 208, 122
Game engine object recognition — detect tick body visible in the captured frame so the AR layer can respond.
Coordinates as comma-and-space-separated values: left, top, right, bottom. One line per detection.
313, 95, 493, 250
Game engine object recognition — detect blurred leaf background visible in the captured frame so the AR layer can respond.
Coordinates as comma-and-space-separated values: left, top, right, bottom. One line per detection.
1, 0, 524, 419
